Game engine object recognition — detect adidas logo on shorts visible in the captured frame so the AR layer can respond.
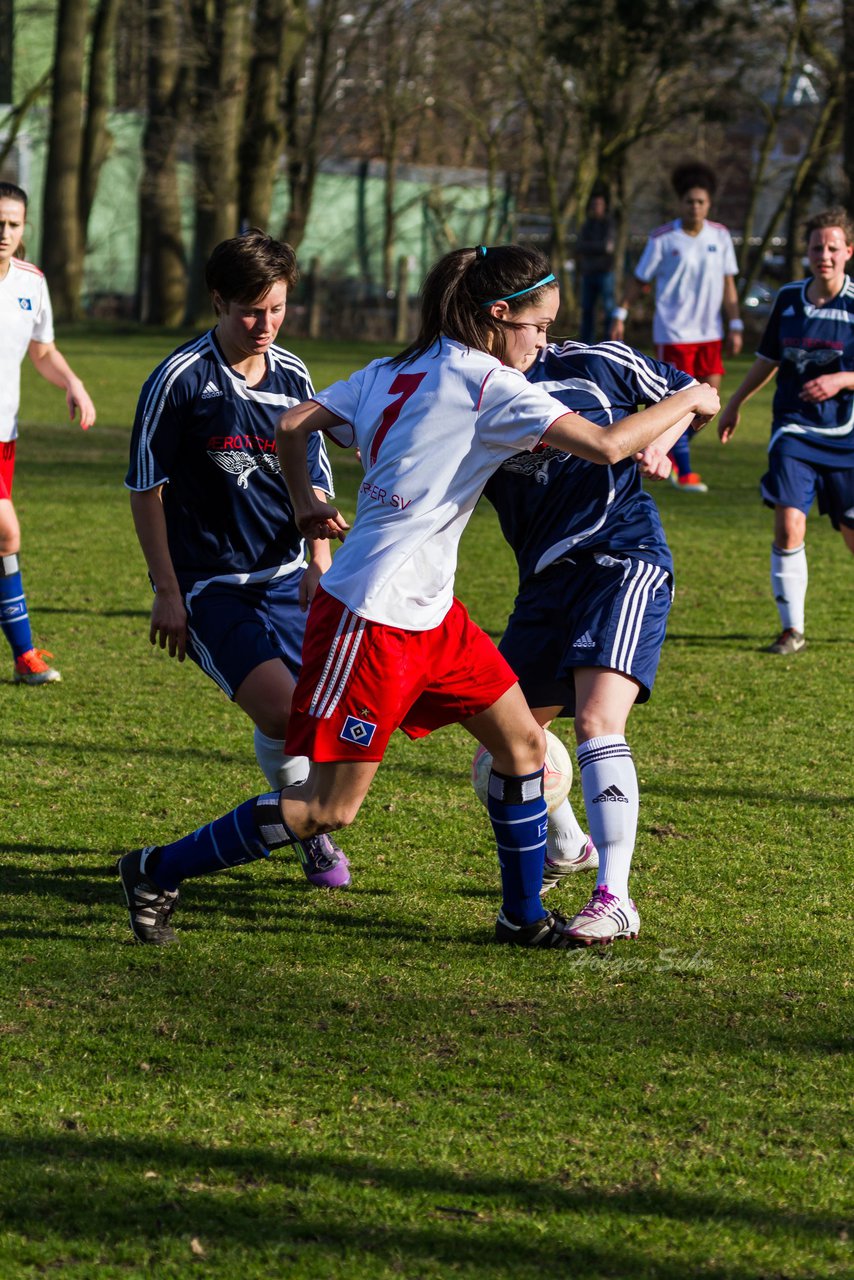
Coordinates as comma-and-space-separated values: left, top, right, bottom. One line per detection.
572, 630, 596, 649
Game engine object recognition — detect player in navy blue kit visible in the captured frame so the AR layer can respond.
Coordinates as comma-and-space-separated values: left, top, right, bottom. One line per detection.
122, 229, 349, 894
483, 339, 699, 943
719, 208, 854, 654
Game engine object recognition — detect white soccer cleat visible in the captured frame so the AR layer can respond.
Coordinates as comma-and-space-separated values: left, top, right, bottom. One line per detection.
540, 837, 599, 893
564, 885, 640, 944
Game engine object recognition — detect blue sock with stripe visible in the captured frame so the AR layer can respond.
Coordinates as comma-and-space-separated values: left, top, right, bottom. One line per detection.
0, 554, 34, 659
668, 426, 692, 477
145, 792, 303, 890
487, 768, 548, 926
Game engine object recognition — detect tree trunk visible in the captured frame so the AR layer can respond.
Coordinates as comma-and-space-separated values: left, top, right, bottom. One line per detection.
240, 0, 309, 231
138, 0, 188, 325
738, 0, 804, 294
843, 0, 854, 216
80, 0, 122, 233
188, 0, 249, 323
41, 0, 89, 321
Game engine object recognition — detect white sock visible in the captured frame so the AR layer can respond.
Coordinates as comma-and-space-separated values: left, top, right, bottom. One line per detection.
770, 542, 807, 633
547, 797, 587, 861
577, 734, 638, 900
253, 727, 310, 789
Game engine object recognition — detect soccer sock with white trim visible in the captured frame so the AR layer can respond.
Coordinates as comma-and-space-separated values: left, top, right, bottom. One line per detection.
0, 553, 34, 659
547, 797, 587, 860
577, 735, 638, 900
770, 542, 807, 633
253, 726, 310, 789
487, 768, 548, 926
144, 792, 305, 891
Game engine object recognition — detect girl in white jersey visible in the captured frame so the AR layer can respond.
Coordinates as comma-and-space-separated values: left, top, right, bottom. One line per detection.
610, 161, 743, 492
0, 183, 96, 684
116, 245, 719, 949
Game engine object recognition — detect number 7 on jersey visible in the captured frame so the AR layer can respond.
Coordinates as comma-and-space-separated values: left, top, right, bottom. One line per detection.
369, 373, 426, 466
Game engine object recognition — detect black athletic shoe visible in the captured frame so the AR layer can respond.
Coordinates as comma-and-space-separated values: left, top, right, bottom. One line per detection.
117, 847, 179, 944
494, 907, 576, 948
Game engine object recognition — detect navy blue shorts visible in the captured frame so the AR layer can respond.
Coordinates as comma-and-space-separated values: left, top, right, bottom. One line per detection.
184, 572, 307, 699
499, 554, 673, 715
761, 443, 854, 530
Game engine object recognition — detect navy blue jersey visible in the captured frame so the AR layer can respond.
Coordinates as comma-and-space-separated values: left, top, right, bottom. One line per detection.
482, 341, 694, 581
757, 277, 854, 466
126, 330, 334, 591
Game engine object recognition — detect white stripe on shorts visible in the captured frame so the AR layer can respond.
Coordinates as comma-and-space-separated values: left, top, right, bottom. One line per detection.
309, 607, 367, 719
609, 560, 668, 673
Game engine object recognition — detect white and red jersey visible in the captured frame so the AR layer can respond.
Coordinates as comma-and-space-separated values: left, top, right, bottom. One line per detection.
634, 219, 738, 345
313, 337, 568, 630
0, 258, 54, 442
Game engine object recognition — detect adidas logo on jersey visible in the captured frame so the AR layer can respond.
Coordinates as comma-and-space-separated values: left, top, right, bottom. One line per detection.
782, 306, 796, 317
572, 630, 596, 649
592, 785, 628, 804
201, 381, 222, 399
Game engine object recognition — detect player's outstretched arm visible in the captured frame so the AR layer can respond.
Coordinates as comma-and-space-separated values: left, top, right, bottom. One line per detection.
276, 401, 350, 541
718, 356, 778, 443
129, 487, 188, 661
545, 383, 720, 465
27, 340, 96, 429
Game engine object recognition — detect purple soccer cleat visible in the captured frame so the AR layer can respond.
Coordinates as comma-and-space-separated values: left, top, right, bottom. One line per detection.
299, 833, 351, 888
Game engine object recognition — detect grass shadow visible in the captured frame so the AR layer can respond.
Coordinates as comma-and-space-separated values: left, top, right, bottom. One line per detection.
0, 1132, 845, 1279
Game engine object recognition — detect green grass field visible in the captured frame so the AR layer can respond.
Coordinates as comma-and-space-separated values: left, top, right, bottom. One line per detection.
1, 328, 851, 1279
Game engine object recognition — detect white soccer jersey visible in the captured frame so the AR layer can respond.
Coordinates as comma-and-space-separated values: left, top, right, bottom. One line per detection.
0, 258, 54, 442
635, 219, 738, 345
313, 338, 568, 630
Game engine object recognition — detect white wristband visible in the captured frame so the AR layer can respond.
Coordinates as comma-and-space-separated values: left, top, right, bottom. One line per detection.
611, 306, 628, 322
728, 318, 744, 332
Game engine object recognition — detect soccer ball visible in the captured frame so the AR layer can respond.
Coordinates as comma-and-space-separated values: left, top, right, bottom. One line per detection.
471, 728, 573, 815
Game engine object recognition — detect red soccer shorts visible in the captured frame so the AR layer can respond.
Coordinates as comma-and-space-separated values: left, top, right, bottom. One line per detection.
286, 586, 519, 762
657, 340, 724, 380
0, 442, 16, 500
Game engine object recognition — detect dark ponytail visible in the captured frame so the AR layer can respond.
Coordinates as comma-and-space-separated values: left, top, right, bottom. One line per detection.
392, 244, 556, 366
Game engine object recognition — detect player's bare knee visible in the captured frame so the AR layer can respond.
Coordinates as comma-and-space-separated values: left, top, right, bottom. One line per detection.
575, 709, 623, 742
491, 720, 545, 776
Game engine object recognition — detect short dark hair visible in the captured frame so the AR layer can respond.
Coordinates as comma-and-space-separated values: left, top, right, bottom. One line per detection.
804, 206, 854, 246
0, 181, 28, 208
671, 162, 716, 200
394, 244, 556, 366
204, 228, 299, 309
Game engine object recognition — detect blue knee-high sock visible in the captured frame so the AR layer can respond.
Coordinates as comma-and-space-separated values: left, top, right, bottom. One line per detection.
146, 792, 303, 890
0, 554, 34, 659
668, 427, 692, 477
487, 768, 548, 926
